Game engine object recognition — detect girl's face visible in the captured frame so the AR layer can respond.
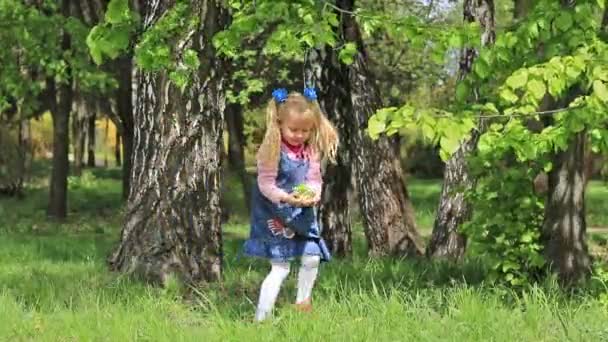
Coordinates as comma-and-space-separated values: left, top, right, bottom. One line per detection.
279, 111, 315, 146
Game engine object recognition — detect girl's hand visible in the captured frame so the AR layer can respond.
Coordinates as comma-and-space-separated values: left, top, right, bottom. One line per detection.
282, 193, 318, 207
267, 219, 295, 238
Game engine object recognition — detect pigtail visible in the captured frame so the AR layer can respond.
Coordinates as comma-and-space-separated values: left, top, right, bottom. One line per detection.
310, 102, 339, 164
256, 99, 282, 166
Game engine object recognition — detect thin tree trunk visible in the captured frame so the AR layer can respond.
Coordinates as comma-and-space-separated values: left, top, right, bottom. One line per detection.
79, 122, 86, 165
48, 82, 72, 219
340, 0, 424, 257
87, 112, 96, 167
22, 119, 33, 189
307, 47, 353, 258
102, 118, 108, 167
108, 0, 228, 285
115, 131, 122, 167
72, 93, 86, 176
225, 102, 251, 214
47, 0, 73, 219
14, 120, 26, 196
427, 0, 495, 260
116, 55, 134, 200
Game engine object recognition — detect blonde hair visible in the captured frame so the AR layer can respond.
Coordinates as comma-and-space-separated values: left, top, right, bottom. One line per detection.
257, 92, 339, 166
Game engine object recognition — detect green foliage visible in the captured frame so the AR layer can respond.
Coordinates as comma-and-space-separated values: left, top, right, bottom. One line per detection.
463, 159, 546, 287
213, 0, 340, 103
86, 0, 138, 65
368, 0, 608, 285
0, 1, 60, 116
0, 0, 115, 122
87, 0, 203, 92
214, 0, 477, 105
368, 105, 476, 161
592, 262, 608, 309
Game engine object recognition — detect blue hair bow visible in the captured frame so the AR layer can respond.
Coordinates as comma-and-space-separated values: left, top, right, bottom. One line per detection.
272, 88, 288, 103
303, 87, 317, 101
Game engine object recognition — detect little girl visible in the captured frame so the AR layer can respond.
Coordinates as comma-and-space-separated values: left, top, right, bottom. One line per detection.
242, 87, 339, 321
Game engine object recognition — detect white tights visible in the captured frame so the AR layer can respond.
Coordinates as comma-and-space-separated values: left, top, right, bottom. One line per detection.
254, 255, 321, 321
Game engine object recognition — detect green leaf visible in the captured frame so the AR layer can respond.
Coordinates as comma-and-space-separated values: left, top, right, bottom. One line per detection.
183, 49, 200, 70
489, 123, 503, 131
86, 27, 105, 65
367, 116, 386, 140
527, 79, 546, 100
592, 66, 608, 82
439, 134, 461, 158
302, 33, 315, 48
555, 12, 573, 32
548, 76, 566, 97
421, 123, 435, 141
103, 27, 131, 57
455, 82, 469, 102
500, 88, 519, 104
338, 43, 357, 65
520, 232, 534, 243
527, 22, 539, 39
483, 102, 499, 114
169, 69, 190, 92
593, 80, 608, 102
474, 59, 490, 79
448, 34, 462, 48
502, 260, 520, 272
303, 13, 314, 25
105, 0, 131, 24
506, 70, 528, 89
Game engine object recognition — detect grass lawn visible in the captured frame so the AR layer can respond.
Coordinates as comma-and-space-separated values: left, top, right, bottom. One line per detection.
1, 165, 607, 341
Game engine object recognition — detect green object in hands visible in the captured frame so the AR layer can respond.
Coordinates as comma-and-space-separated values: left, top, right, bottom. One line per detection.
293, 183, 315, 199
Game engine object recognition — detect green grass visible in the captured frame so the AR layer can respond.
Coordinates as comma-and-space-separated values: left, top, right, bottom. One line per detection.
1, 165, 608, 340
587, 180, 608, 228
408, 178, 442, 233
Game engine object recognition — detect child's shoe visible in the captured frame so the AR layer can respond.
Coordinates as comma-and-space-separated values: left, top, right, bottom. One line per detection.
294, 298, 312, 313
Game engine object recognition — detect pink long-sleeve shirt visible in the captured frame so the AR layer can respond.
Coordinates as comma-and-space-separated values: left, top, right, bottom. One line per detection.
257, 143, 322, 204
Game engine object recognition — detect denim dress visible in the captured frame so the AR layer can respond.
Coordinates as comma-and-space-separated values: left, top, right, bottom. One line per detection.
242, 150, 331, 262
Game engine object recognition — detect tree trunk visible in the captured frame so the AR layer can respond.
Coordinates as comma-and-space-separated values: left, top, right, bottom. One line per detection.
306, 47, 354, 258
225, 102, 251, 214
340, 0, 424, 257
72, 93, 87, 176
47, 0, 73, 219
47, 80, 73, 218
108, 0, 228, 285
427, 0, 495, 260
542, 131, 590, 284
103, 117, 109, 167
19, 119, 31, 193
540, 1, 603, 284
87, 113, 96, 167
115, 131, 122, 167
116, 55, 134, 200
